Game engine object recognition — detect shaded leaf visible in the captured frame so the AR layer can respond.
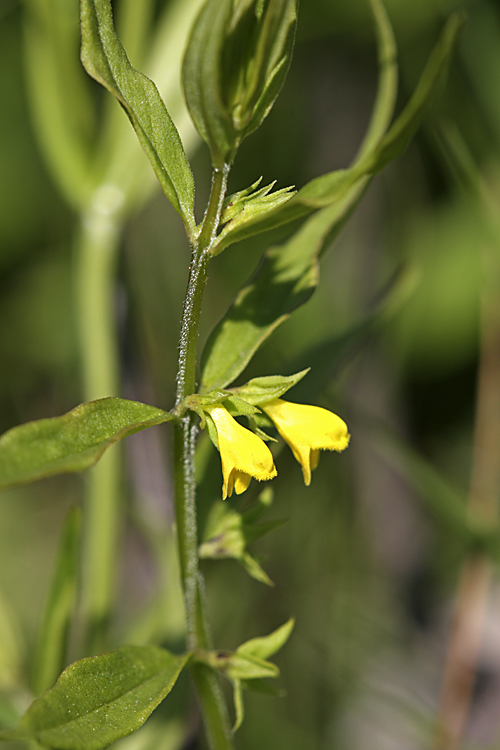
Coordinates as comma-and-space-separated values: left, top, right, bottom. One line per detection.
211, 9, 462, 252
360, 10, 465, 177
198, 0, 410, 387
182, 0, 298, 166
286, 264, 416, 402
1, 646, 190, 750
231, 679, 244, 732
31, 507, 82, 696
201, 199, 357, 391
0, 398, 172, 489
199, 499, 285, 585
80, 0, 196, 234
0, 589, 23, 692
353, 0, 398, 161
25, 0, 96, 209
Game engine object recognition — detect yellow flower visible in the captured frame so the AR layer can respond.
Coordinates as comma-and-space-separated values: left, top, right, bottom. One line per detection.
205, 404, 277, 500
261, 399, 350, 485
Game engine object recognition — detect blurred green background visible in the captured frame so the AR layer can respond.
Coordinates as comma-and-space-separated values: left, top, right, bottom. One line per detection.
2, 0, 500, 747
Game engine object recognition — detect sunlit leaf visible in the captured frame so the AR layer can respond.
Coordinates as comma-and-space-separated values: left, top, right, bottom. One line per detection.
0, 398, 172, 490
1, 646, 190, 750
229, 370, 309, 405
80, 0, 196, 234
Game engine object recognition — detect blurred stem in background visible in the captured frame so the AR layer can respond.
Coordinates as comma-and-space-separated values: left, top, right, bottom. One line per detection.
76, 203, 122, 650
433, 133, 500, 750
22, 0, 200, 654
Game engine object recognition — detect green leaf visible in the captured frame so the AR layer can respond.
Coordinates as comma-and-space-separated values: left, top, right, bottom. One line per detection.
31, 507, 82, 696
182, 0, 298, 167
353, 0, 398, 161
229, 370, 309, 405
213, 181, 295, 254
199, 499, 285, 585
200, 2, 462, 389
231, 680, 244, 733
80, 0, 196, 234
0, 398, 172, 490
210, 7, 462, 253
226, 654, 279, 682
1, 646, 190, 750
215, 618, 294, 732
200, 201, 354, 391
24, 0, 96, 209
236, 617, 294, 661
359, 10, 465, 176
239, 552, 274, 587
285, 264, 416, 401
0, 589, 23, 692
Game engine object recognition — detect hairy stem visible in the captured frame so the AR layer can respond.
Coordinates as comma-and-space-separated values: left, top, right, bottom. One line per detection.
76, 196, 123, 653
173, 167, 234, 749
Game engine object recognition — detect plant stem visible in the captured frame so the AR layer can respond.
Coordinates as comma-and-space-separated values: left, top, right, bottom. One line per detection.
76, 193, 124, 653
433, 250, 500, 750
173, 166, 234, 749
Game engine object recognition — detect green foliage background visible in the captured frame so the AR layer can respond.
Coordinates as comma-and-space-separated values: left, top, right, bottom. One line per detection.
1, 0, 498, 747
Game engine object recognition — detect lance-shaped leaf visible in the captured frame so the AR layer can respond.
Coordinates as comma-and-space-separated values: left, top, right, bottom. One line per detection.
211, 8, 463, 254
199, 499, 285, 586
1, 646, 190, 750
31, 507, 82, 696
182, 0, 298, 167
80, 0, 196, 235
199, 618, 294, 731
200, 198, 358, 391
0, 398, 172, 490
229, 370, 309, 405
201, 10, 463, 389
25, 0, 97, 209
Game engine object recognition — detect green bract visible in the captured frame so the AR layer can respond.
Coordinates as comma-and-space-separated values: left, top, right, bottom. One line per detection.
182, 0, 298, 167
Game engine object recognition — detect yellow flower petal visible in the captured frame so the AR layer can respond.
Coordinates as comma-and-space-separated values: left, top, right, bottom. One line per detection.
262, 399, 349, 485
206, 405, 277, 499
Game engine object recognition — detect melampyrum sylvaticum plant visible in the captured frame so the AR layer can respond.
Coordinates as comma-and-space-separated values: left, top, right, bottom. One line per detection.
0, 1, 463, 748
